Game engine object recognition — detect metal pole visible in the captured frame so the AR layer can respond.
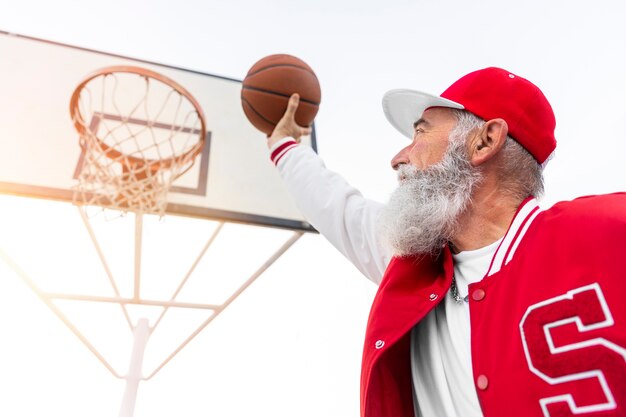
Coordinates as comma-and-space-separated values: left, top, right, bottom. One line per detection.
119, 318, 150, 417
133, 213, 144, 301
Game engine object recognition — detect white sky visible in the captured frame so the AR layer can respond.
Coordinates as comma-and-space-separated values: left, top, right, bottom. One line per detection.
1, 1, 626, 416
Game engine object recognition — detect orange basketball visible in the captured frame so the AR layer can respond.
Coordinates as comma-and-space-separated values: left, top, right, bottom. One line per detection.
241, 54, 321, 135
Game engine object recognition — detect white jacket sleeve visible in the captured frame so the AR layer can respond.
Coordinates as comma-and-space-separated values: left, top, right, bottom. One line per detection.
270, 138, 391, 284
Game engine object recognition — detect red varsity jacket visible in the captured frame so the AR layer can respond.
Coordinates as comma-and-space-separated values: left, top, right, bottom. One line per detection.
360, 194, 626, 417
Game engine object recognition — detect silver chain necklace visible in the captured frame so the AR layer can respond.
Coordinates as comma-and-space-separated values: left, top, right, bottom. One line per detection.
450, 275, 469, 304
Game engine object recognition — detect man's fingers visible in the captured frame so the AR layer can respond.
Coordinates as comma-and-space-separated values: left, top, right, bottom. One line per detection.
284, 93, 300, 118
267, 93, 312, 148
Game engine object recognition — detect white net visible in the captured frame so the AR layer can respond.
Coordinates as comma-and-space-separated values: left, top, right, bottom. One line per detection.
71, 67, 205, 216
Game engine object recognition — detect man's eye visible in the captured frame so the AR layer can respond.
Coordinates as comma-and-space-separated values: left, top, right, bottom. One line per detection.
414, 128, 425, 135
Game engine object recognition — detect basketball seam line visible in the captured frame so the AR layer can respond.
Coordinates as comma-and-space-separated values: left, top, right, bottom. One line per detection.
241, 86, 320, 106
245, 63, 317, 78
241, 96, 279, 126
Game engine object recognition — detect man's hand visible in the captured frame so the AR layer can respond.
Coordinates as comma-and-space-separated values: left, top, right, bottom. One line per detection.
267, 93, 313, 148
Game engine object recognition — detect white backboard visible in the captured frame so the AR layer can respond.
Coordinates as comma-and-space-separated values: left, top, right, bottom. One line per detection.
0, 31, 317, 232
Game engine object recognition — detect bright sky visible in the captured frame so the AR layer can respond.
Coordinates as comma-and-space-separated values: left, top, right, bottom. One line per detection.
1, 1, 626, 417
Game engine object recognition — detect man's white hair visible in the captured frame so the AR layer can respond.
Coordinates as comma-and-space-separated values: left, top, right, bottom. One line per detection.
451, 109, 545, 199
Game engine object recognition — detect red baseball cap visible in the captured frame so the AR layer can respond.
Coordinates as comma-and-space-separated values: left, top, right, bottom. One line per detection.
382, 67, 556, 164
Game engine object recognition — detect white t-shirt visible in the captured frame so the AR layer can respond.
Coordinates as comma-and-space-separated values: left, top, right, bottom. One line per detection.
411, 239, 502, 417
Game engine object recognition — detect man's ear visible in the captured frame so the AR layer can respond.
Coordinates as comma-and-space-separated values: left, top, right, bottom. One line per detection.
467, 118, 509, 167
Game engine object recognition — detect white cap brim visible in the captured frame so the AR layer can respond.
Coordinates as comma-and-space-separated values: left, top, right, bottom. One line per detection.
382, 89, 464, 138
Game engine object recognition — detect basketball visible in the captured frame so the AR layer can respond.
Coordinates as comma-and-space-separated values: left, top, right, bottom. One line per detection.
241, 54, 321, 135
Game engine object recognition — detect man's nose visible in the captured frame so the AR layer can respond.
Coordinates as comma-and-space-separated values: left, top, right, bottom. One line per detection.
391, 146, 410, 170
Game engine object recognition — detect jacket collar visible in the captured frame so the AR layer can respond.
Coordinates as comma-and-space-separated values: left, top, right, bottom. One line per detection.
485, 197, 543, 277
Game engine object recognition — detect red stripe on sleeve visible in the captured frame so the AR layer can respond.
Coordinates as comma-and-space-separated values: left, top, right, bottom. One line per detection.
271, 140, 298, 165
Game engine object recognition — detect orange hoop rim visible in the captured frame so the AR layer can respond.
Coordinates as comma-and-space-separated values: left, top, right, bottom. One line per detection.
69, 65, 207, 171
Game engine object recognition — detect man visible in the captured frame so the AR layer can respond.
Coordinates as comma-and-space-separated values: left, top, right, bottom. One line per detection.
266, 68, 626, 417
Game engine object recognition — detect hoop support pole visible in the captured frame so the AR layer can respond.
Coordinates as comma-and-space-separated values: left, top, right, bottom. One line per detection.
46, 293, 220, 310
133, 213, 143, 301
119, 318, 151, 417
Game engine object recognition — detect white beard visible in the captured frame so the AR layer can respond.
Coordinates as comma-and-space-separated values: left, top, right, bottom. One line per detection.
376, 136, 482, 256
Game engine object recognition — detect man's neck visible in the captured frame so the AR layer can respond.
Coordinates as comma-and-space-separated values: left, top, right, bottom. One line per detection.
450, 186, 524, 253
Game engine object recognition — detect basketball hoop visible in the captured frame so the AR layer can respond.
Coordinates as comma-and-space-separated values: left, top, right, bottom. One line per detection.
70, 65, 206, 216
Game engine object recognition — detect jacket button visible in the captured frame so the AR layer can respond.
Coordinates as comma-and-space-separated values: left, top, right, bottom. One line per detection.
472, 288, 486, 301
476, 375, 489, 390
375, 340, 385, 349
429, 293, 438, 301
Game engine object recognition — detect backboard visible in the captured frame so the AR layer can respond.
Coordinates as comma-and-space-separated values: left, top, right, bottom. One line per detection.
0, 31, 317, 232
